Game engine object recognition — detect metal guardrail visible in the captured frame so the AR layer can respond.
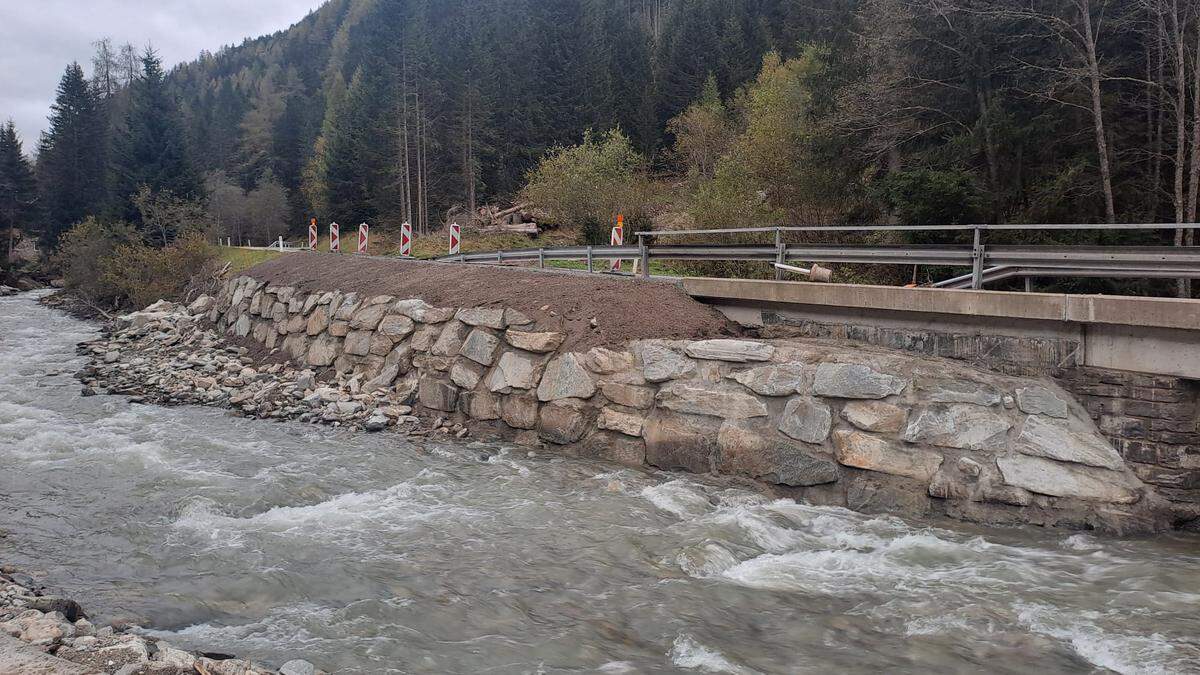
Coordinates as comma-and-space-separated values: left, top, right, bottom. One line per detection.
434, 223, 1200, 289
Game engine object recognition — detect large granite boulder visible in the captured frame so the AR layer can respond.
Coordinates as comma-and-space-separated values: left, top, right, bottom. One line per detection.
813, 363, 906, 399
718, 422, 839, 487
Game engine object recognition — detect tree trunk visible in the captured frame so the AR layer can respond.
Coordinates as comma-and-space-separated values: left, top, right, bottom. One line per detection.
1080, 0, 1117, 224
1166, 2, 1189, 296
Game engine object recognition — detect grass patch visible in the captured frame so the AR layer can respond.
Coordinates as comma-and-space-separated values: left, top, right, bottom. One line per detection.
219, 248, 281, 272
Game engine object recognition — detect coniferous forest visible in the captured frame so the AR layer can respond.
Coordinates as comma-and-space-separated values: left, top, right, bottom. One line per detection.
3, 0, 1200, 298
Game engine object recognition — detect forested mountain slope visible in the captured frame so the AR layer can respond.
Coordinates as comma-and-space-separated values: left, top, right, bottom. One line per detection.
168, 0, 852, 231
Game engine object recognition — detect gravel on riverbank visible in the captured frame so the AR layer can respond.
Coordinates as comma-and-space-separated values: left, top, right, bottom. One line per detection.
0, 565, 319, 675
244, 253, 738, 352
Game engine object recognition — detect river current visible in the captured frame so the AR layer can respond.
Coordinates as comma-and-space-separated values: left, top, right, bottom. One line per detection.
2, 291, 1199, 674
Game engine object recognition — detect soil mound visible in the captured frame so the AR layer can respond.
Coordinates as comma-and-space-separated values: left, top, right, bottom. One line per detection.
245, 253, 737, 351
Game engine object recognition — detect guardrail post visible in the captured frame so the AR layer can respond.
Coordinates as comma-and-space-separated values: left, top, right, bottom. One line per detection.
774, 228, 785, 281
539, 248, 545, 268
971, 227, 985, 290
639, 234, 649, 278
587, 246, 594, 273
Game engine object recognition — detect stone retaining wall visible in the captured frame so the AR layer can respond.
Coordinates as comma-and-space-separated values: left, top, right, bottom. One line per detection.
208, 275, 1195, 533
1055, 367, 1200, 505
753, 312, 1200, 509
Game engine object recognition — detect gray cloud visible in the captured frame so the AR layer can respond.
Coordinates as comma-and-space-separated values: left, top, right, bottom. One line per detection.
0, 0, 322, 152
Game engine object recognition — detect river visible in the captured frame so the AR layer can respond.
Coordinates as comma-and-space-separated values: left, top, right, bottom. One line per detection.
2, 291, 1199, 674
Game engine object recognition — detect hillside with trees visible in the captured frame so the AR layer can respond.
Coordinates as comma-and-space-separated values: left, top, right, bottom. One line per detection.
2, 0, 1200, 298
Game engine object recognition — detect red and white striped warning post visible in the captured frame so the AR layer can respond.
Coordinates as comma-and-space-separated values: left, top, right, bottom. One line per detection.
610, 214, 624, 272
449, 221, 461, 256
329, 222, 340, 252
358, 223, 369, 254
400, 222, 412, 257
308, 218, 318, 250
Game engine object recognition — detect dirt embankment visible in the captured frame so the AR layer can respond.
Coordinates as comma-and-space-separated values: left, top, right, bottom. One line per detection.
245, 253, 738, 352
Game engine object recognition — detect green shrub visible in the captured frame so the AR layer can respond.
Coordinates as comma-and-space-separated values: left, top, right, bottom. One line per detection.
520, 128, 656, 228
55, 217, 217, 310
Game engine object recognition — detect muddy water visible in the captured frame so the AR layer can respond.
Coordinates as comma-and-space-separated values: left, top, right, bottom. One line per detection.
2, 291, 1199, 674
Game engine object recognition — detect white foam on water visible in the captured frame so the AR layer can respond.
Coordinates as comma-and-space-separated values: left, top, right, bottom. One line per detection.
1015, 603, 1199, 675
669, 634, 756, 674
641, 481, 716, 519
171, 482, 481, 550
1062, 533, 1103, 551
597, 661, 638, 673
676, 542, 740, 577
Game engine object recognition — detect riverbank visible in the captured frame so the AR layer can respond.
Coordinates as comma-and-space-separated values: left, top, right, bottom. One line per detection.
67, 272, 1197, 534
0, 564, 317, 675
7, 288, 1200, 673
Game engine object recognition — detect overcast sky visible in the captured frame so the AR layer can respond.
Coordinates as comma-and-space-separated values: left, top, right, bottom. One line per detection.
0, 0, 324, 151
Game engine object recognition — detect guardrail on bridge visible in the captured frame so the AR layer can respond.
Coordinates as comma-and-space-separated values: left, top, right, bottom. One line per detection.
434, 223, 1200, 290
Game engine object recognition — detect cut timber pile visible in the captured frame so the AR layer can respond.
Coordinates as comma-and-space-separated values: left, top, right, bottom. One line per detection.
475, 203, 540, 235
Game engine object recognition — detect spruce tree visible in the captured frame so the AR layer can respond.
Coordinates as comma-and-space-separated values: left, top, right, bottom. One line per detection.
0, 121, 39, 263
37, 63, 107, 248
110, 49, 202, 226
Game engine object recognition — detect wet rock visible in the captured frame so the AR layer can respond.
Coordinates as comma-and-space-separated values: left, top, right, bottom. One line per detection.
280, 659, 317, 675
729, 363, 808, 396
778, 397, 832, 444
598, 382, 655, 409
684, 339, 775, 363
639, 344, 695, 382
459, 329, 501, 366
364, 414, 389, 432
154, 641, 197, 669
501, 393, 540, 430
537, 353, 596, 401
1014, 416, 1124, 470
718, 422, 839, 486
832, 430, 943, 482
813, 363, 906, 399
643, 414, 719, 473
996, 455, 1140, 503
462, 390, 500, 420
902, 405, 1012, 450
455, 306, 506, 329
504, 329, 565, 353
538, 399, 592, 444
841, 401, 907, 434
1015, 386, 1069, 419
579, 432, 646, 467
656, 382, 767, 419
194, 657, 261, 675
27, 597, 85, 622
